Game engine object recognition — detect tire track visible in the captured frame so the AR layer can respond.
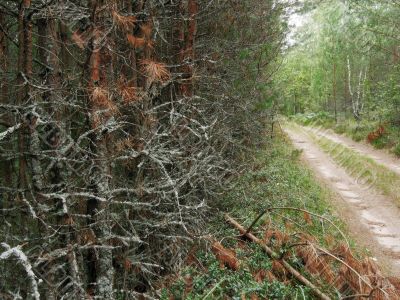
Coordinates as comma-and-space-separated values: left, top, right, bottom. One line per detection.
303, 126, 400, 175
284, 125, 400, 277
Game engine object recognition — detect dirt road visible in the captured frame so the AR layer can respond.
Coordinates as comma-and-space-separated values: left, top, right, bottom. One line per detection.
284, 125, 400, 277
303, 126, 400, 175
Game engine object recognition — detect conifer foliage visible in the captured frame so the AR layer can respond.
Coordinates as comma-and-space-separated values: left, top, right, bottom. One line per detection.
0, 0, 286, 298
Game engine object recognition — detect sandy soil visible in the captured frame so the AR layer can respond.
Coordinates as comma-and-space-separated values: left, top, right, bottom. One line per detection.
284, 126, 400, 277
303, 126, 400, 175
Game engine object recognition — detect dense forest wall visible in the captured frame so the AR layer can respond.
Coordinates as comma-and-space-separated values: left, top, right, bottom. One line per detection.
0, 0, 287, 298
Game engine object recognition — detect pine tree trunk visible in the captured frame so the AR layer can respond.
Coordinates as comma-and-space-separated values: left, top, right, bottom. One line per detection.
85, 2, 115, 297
185, 0, 198, 96
0, 11, 12, 208
16, 0, 31, 189
178, 0, 198, 97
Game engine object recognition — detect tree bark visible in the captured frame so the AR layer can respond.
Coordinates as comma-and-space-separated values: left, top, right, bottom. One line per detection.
179, 0, 198, 97
344, 64, 350, 117
85, 2, 115, 297
16, 0, 32, 189
0, 11, 12, 207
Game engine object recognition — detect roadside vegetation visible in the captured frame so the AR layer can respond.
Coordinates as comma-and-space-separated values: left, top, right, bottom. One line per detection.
290, 112, 400, 156
161, 133, 400, 299
290, 123, 400, 207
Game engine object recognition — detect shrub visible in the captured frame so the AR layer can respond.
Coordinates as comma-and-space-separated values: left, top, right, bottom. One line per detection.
371, 135, 389, 149
367, 125, 385, 144
351, 131, 365, 142
334, 123, 347, 134
394, 143, 400, 157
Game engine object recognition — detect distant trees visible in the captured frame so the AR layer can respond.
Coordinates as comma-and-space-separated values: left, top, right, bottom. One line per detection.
278, 0, 400, 125
347, 56, 368, 122
0, 0, 286, 298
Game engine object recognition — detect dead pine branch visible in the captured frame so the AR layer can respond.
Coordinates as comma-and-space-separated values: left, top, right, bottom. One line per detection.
244, 206, 350, 248
225, 214, 332, 300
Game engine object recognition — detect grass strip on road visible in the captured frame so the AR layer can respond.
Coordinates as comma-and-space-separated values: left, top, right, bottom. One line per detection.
300, 125, 400, 207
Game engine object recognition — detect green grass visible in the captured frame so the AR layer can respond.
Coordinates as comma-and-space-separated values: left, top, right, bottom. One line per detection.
371, 135, 390, 149
162, 247, 311, 299
163, 134, 355, 299
394, 143, 400, 157
292, 112, 400, 152
290, 112, 336, 128
350, 130, 365, 142
333, 123, 347, 135
307, 131, 400, 206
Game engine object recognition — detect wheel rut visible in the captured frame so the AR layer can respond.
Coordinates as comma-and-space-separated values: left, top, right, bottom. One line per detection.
303, 126, 400, 175
284, 125, 400, 277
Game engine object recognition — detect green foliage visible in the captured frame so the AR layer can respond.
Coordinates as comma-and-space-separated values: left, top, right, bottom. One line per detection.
370, 135, 389, 149
276, 0, 400, 148
163, 246, 312, 300
291, 112, 335, 127
311, 132, 400, 205
333, 123, 346, 134
394, 143, 400, 157
350, 130, 365, 142
163, 135, 352, 299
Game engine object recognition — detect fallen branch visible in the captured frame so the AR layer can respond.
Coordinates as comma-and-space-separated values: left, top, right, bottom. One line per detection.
225, 214, 331, 300
315, 246, 388, 297
244, 207, 350, 248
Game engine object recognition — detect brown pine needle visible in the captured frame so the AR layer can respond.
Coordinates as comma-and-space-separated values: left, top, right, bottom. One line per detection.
71, 30, 86, 49
112, 11, 136, 32
140, 59, 170, 86
126, 34, 146, 49
140, 23, 153, 39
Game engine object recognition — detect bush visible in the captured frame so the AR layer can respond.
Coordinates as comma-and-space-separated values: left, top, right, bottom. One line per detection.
394, 143, 400, 157
351, 131, 365, 142
334, 123, 347, 134
371, 135, 390, 149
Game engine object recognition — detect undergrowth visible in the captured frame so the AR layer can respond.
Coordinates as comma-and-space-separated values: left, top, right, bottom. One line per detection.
162, 133, 357, 299
394, 143, 400, 157
291, 112, 400, 153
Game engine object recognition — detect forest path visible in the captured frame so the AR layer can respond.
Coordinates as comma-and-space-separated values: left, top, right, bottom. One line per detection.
284, 125, 400, 277
303, 126, 400, 175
